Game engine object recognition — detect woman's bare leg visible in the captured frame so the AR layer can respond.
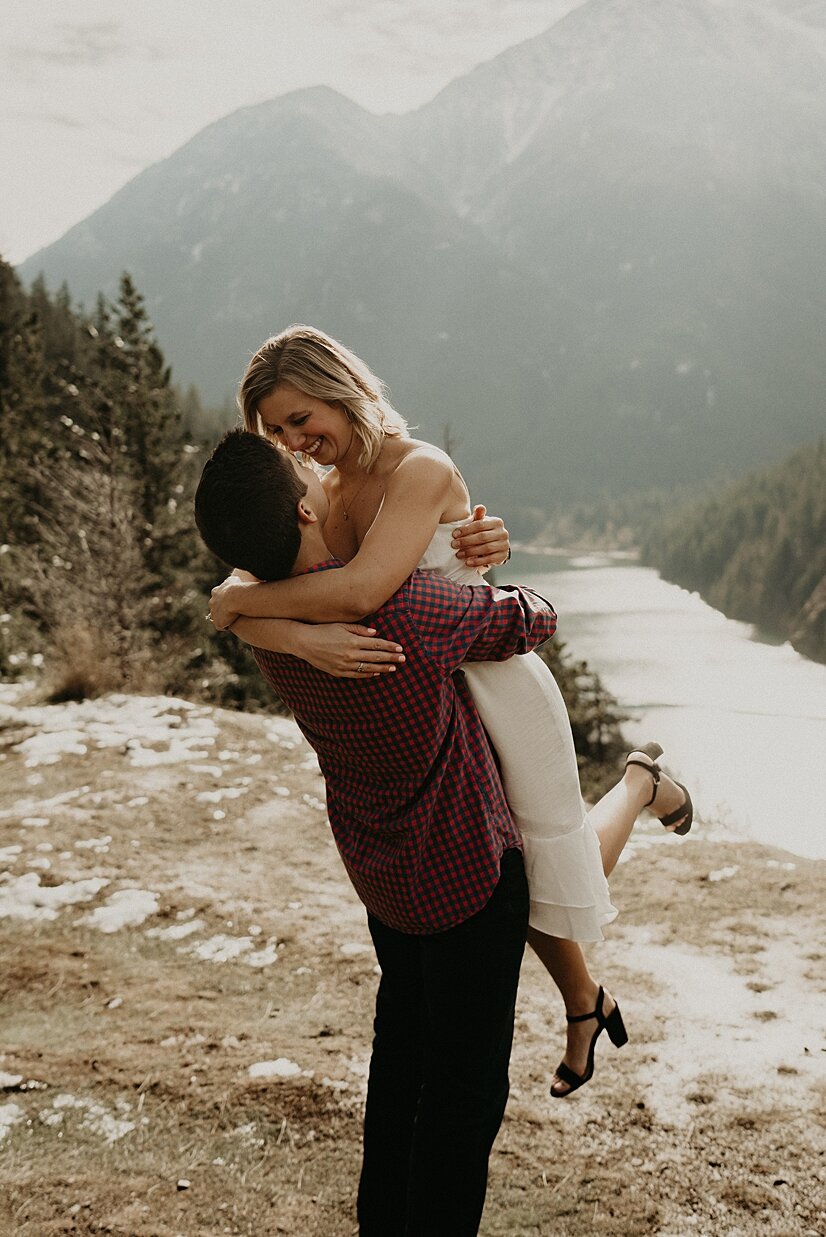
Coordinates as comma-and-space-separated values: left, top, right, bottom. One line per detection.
528, 756, 690, 1093
589, 761, 691, 877
527, 929, 619, 1096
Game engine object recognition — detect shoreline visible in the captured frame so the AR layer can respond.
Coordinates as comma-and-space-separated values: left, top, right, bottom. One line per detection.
510, 543, 640, 559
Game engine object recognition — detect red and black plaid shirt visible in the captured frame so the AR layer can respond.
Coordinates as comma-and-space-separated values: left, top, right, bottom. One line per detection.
253, 563, 556, 934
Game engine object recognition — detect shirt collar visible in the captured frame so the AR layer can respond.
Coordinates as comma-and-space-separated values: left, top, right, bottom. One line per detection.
296, 558, 343, 576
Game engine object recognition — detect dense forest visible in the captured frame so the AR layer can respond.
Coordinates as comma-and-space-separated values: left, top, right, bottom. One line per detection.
0, 259, 626, 792
537, 482, 712, 552
640, 439, 826, 664
0, 256, 271, 709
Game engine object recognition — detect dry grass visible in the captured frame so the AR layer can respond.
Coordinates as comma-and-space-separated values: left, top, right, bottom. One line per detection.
1, 692, 825, 1236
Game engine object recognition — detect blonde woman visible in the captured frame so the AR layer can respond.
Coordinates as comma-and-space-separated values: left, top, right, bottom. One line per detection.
210, 325, 692, 1096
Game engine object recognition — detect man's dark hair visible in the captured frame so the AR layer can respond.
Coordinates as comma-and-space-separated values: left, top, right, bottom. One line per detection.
194, 429, 308, 581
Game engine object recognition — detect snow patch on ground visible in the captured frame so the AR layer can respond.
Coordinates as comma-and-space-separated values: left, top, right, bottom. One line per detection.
706, 865, 739, 882
16, 729, 88, 766
40, 1093, 138, 1143
624, 927, 826, 1125
0, 679, 32, 706
248, 1058, 303, 1079
197, 787, 248, 803
83, 889, 159, 932
128, 737, 214, 766
5, 694, 220, 770
185, 934, 253, 963
245, 943, 278, 968
160, 1032, 206, 1049
264, 719, 302, 747
0, 1102, 24, 1140
75, 834, 112, 852
1, 784, 90, 824
0, 873, 109, 921
146, 918, 205, 941
177, 931, 279, 967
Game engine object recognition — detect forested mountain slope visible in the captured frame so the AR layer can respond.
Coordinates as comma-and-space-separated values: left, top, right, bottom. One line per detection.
641, 437, 826, 662
0, 257, 263, 706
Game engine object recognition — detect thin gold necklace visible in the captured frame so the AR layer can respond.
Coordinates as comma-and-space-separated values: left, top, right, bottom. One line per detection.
339, 472, 371, 521
339, 435, 382, 521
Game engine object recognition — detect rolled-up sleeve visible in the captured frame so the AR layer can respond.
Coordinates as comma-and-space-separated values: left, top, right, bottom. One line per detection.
406, 574, 556, 673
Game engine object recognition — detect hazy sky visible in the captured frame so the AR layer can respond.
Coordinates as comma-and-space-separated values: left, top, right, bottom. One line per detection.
1, 0, 587, 264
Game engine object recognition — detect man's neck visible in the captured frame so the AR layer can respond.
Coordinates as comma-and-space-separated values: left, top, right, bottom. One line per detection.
291, 528, 336, 576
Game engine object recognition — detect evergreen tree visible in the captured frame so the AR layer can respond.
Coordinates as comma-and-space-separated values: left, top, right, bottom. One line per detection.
0, 258, 26, 393
179, 384, 204, 434
0, 311, 52, 548
106, 273, 183, 541
536, 640, 628, 799
29, 272, 83, 371
0, 263, 218, 695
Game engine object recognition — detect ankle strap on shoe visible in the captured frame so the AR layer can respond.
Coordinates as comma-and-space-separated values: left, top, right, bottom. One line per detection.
566, 986, 606, 1025
625, 756, 660, 808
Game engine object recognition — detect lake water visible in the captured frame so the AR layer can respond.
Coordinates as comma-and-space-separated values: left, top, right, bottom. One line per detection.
500, 552, 826, 861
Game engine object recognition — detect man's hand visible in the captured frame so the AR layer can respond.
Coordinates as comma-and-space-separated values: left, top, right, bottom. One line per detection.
209, 574, 251, 630
451, 505, 510, 569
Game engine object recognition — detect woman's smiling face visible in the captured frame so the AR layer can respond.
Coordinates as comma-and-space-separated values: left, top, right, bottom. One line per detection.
257, 383, 354, 467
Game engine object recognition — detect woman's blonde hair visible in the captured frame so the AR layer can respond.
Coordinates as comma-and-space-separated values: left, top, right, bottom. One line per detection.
239, 325, 409, 471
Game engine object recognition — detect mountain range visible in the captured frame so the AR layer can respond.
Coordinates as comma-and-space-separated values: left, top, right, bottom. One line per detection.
18, 0, 826, 515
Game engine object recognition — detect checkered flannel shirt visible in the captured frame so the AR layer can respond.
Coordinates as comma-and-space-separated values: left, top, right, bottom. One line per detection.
253, 562, 557, 934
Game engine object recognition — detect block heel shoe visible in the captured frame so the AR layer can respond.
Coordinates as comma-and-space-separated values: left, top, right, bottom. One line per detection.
625, 741, 694, 836
550, 986, 628, 1098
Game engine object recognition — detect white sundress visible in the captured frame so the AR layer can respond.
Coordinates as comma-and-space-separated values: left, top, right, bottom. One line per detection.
418, 522, 617, 942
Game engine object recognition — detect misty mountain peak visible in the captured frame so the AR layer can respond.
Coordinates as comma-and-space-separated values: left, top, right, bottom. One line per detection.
19, 0, 826, 511
410, 0, 826, 213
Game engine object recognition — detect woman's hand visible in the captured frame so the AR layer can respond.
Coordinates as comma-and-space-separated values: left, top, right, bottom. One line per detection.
451, 505, 510, 570
210, 575, 252, 630
296, 623, 406, 678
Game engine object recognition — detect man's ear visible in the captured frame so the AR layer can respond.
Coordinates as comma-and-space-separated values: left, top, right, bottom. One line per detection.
296, 498, 319, 525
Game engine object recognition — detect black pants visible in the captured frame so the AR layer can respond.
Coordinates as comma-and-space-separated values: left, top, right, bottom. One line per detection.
357, 848, 529, 1237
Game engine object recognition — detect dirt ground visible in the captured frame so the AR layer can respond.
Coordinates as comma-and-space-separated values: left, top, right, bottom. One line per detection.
1, 686, 824, 1237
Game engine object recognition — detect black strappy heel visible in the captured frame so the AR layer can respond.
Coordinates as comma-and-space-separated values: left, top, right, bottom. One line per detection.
625, 741, 694, 836
550, 986, 628, 1098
